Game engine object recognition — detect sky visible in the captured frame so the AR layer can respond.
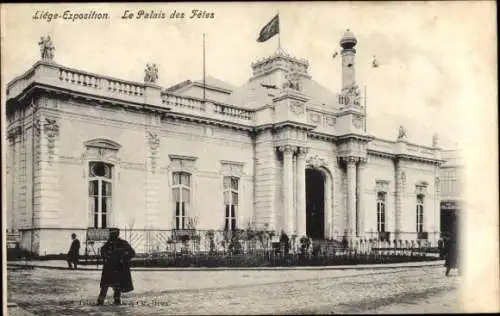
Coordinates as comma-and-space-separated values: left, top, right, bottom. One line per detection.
1, 2, 496, 148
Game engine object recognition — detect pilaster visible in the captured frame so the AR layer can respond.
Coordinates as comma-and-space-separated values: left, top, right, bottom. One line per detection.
344, 156, 359, 238
433, 174, 441, 243
356, 158, 367, 237
145, 112, 162, 229
394, 159, 406, 239
37, 115, 61, 228
296, 147, 308, 238
279, 145, 296, 235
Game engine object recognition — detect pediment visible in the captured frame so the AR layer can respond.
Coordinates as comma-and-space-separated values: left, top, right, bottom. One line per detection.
84, 138, 122, 151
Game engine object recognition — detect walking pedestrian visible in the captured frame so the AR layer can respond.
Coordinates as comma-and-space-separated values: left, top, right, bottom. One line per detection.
67, 233, 80, 270
444, 234, 459, 276
96, 228, 136, 305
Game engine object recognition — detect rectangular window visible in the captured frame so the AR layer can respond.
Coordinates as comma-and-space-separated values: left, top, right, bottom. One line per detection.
377, 192, 386, 233
416, 195, 424, 233
88, 162, 113, 228
173, 172, 191, 230
224, 176, 239, 231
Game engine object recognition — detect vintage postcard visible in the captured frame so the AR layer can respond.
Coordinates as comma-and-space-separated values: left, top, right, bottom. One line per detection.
2, 2, 498, 315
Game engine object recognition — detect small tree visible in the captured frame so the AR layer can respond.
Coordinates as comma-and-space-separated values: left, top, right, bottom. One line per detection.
206, 230, 216, 254
299, 236, 311, 257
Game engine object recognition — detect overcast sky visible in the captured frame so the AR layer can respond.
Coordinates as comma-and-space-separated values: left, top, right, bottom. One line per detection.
1, 2, 496, 148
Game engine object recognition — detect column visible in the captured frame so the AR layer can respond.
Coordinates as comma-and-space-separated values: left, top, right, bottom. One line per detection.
346, 157, 358, 238
395, 159, 404, 239
296, 147, 307, 237
281, 145, 295, 235
356, 160, 366, 237
433, 173, 441, 245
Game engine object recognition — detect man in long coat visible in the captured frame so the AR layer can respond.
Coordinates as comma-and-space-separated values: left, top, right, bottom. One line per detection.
67, 233, 80, 270
97, 228, 136, 305
444, 235, 459, 276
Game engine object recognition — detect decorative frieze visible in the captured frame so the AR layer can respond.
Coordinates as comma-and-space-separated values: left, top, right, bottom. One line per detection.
375, 180, 390, 193
290, 100, 305, 115
168, 154, 197, 173
277, 145, 297, 155
325, 116, 336, 127
352, 114, 363, 129
43, 118, 59, 157
147, 130, 160, 172
415, 182, 428, 195
220, 160, 245, 177
308, 112, 321, 124
82, 138, 121, 165
306, 154, 326, 169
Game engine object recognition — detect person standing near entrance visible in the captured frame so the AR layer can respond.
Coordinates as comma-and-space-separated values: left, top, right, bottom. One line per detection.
443, 234, 459, 276
97, 228, 136, 305
67, 233, 80, 270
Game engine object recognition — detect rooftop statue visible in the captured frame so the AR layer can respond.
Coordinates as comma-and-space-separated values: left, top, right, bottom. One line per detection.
282, 71, 301, 91
144, 63, 159, 84
341, 82, 361, 107
397, 125, 408, 141
39, 36, 55, 60
432, 133, 439, 147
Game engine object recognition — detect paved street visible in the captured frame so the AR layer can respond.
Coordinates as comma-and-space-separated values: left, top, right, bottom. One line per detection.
7, 265, 461, 315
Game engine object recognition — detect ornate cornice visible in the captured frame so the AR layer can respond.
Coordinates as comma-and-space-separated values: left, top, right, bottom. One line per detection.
166, 112, 253, 132
272, 120, 316, 131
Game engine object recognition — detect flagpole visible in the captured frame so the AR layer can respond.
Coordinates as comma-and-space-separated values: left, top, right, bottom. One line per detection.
277, 11, 281, 50
203, 33, 206, 103
364, 85, 367, 132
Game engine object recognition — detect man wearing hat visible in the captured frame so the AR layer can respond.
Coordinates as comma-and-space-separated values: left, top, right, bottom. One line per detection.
67, 233, 80, 270
97, 228, 136, 305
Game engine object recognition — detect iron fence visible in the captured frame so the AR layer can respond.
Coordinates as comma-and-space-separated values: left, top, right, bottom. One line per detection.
113, 229, 440, 258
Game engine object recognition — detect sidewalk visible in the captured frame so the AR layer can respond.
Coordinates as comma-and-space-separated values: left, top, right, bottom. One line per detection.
7, 259, 444, 271
7, 303, 36, 316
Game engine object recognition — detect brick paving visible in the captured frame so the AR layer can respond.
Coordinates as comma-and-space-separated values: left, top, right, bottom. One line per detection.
7, 265, 461, 315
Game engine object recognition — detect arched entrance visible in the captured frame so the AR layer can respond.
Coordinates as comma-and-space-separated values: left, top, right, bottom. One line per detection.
306, 168, 325, 239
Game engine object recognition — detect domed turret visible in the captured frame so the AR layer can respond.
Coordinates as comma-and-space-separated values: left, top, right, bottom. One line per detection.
339, 29, 357, 50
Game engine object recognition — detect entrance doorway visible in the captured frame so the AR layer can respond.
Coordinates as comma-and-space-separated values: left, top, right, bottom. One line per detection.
440, 203, 459, 237
306, 168, 325, 239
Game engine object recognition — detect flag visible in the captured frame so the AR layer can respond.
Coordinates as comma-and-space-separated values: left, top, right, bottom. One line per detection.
257, 14, 279, 42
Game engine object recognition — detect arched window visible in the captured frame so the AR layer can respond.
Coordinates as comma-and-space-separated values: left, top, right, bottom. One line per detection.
416, 194, 424, 233
376, 192, 386, 233
173, 171, 191, 229
88, 162, 113, 228
223, 176, 239, 231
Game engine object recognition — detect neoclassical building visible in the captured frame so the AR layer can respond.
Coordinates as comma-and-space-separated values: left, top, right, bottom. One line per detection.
5, 31, 445, 255
439, 149, 463, 237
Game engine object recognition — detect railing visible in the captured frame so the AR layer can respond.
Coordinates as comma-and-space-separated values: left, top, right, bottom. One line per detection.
161, 92, 254, 121
88, 229, 442, 258
417, 232, 429, 240
213, 102, 253, 120
162, 93, 205, 111
59, 68, 145, 97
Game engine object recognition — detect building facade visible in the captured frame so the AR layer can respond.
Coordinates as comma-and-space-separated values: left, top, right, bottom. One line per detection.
5, 31, 445, 255
439, 149, 463, 237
